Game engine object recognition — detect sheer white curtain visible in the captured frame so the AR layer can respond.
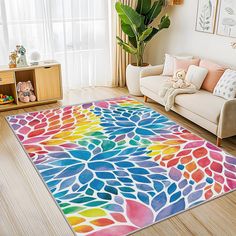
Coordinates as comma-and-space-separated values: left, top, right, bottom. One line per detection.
0, 0, 112, 90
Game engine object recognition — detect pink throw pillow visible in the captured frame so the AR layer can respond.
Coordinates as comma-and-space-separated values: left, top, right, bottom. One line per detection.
200, 59, 226, 92
174, 58, 200, 73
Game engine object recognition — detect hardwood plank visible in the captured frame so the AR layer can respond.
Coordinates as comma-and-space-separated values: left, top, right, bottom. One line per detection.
0, 87, 236, 236
0, 117, 74, 236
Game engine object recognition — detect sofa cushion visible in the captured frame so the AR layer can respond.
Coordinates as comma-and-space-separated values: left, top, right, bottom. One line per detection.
200, 59, 226, 92
175, 90, 226, 124
163, 54, 193, 76
213, 69, 236, 100
174, 58, 200, 73
186, 65, 208, 90
140, 75, 170, 94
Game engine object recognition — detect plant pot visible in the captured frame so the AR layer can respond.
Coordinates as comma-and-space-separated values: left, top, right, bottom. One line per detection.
126, 63, 150, 96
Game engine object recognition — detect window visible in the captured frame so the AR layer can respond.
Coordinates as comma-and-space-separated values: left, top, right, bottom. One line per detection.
0, 0, 112, 89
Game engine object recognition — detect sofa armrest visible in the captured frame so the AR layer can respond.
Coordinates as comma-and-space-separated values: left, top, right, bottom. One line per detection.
140, 65, 164, 78
218, 99, 236, 139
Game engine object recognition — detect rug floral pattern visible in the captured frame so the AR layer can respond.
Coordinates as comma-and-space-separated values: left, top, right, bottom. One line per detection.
7, 97, 236, 236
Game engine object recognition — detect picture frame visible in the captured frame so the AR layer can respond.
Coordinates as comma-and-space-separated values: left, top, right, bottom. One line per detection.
195, 0, 218, 34
216, 0, 236, 38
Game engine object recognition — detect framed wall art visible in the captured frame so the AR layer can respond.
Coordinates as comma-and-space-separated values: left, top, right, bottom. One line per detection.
195, 0, 218, 34
217, 0, 236, 38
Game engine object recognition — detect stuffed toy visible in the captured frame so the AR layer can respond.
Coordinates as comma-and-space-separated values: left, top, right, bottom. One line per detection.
16, 81, 36, 103
172, 70, 190, 89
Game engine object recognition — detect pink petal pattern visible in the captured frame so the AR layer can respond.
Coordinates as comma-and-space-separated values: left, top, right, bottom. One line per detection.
126, 200, 154, 227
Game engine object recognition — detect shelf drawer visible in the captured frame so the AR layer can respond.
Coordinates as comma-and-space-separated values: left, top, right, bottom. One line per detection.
0, 71, 15, 85
34, 66, 62, 101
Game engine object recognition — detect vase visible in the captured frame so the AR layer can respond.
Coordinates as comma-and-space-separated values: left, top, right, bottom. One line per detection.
126, 63, 150, 96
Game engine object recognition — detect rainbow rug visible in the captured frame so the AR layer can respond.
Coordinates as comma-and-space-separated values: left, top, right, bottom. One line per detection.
7, 97, 236, 236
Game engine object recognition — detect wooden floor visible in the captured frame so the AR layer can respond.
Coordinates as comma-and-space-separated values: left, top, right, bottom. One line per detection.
0, 87, 236, 236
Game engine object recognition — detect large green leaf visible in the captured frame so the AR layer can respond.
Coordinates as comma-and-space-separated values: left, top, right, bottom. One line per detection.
115, 2, 142, 28
116, 36, 124, 45
121, 43, 137, 55
136, 0, 151, 15
158, 15, 171, 30
145, 0, 163, 25
116, 36, 123, 44
139, 28, 153, 41
137, 16, 146, 35
144, 28, 159, 42
121, 21, 135, 37
116, 36, 137, 55
129, 36, 137, 48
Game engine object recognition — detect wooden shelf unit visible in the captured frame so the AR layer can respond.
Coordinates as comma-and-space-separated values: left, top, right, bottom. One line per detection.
0, 61, 63, 111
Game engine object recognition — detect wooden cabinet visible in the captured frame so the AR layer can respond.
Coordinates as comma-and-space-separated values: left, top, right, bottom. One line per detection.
0, 61, 63, 111
0, 71, 15, 85
35, 65, 62, 101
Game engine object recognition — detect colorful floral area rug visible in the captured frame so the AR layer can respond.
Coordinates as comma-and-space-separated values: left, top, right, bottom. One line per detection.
7, 97, 236, 236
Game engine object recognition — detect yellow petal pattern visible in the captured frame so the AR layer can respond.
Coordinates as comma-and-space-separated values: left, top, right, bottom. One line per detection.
79, 208, 106, 218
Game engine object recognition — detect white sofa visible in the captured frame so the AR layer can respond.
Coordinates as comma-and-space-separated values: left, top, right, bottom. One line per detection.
140, 65, 236, 146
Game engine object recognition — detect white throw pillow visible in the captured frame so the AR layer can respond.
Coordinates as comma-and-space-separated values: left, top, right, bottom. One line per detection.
186, 65, 208, 90
163, 54, 193, 76
213, 69, 236, 100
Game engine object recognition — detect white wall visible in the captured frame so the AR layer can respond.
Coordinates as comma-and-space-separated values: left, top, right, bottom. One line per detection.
146, 0, 236, 69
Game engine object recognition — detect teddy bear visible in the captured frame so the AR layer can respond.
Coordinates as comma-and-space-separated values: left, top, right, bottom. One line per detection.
16, 81, 36, 103
171, 70, 191, 89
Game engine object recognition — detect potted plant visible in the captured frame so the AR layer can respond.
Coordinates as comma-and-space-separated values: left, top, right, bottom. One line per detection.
116, 0, 171, 96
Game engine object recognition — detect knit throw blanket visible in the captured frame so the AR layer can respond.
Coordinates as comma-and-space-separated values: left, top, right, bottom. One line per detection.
159, 82, 197, 111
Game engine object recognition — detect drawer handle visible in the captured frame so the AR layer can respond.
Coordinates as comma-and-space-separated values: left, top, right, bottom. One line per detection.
44, 67, 52, 69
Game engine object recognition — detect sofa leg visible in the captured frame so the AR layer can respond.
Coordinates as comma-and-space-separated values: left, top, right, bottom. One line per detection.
217, 137, 222, 147
144, 96, 148, 103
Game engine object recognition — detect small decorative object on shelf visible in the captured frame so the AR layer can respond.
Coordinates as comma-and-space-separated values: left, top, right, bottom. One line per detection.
9, 51, 18, 68
16, 81, 36, 103
16, 45, 28, 67
0, 94, 14, 105
30, 51, 41, 66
